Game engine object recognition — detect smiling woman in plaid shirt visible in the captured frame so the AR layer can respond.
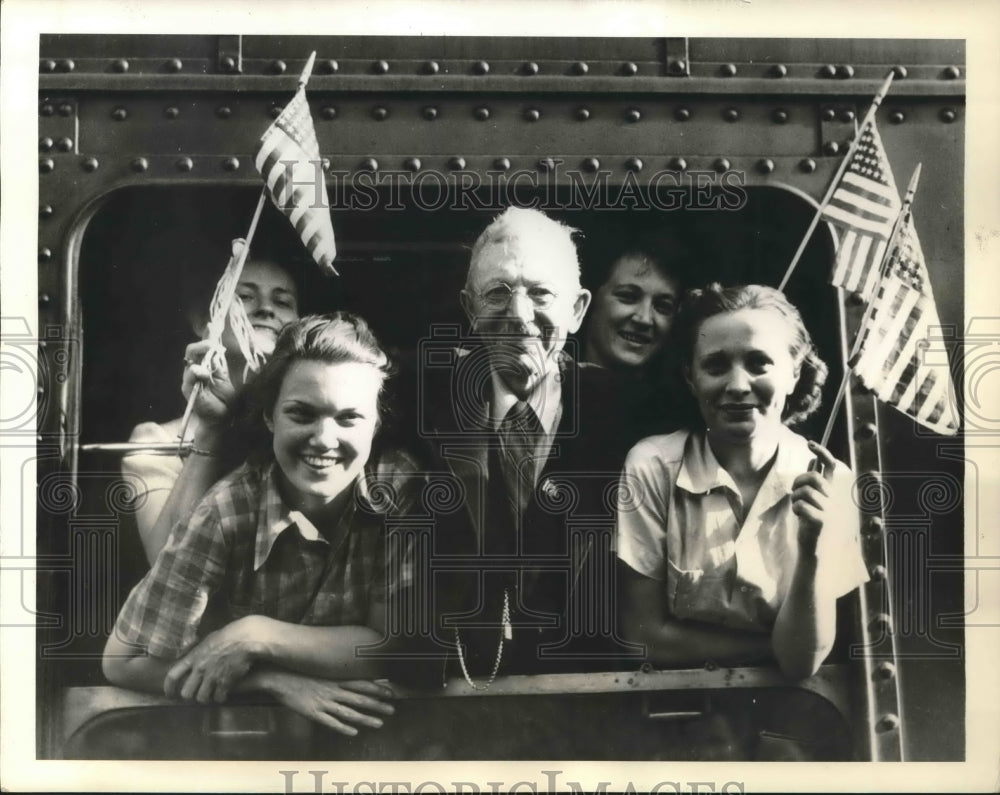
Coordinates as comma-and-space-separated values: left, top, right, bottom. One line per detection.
103, 313, 420, 737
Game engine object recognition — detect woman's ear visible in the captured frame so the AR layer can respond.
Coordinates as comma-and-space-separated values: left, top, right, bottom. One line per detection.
263, 410, 274, 434
682, 362, 695, 394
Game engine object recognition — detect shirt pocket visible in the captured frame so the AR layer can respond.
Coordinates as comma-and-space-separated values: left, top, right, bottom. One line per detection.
226, 569, 316, 623
666, 558, 731, 624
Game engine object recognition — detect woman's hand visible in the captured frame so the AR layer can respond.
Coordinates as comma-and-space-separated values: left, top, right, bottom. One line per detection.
260, 670, 396, 736
182, 339, 236, 424
791, 440, 837, 556
164, 616, 263, 703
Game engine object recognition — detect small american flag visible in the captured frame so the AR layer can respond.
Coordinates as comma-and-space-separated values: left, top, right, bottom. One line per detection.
850, 211, 960, 435
821, 119, 901, 300
254, 87, 338, 275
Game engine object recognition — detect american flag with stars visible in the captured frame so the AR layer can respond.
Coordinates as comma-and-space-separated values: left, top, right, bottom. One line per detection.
255, 87, 338, 275
821, 118, 901, 300
850, 209, 960, 435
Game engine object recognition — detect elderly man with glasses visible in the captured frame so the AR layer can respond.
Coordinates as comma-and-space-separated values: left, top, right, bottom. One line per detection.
401, 207, 643, 686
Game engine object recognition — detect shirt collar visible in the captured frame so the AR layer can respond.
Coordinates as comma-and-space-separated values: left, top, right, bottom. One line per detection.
676, 426, 805, 511
253, 462, 372, 571
488, 363, 562, 435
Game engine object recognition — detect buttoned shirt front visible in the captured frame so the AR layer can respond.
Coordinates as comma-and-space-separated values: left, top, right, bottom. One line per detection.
114, 460, 410, 660
616, 427, 869, 632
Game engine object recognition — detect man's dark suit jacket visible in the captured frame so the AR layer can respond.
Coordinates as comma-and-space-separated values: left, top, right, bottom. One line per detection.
382, 347, 649, 684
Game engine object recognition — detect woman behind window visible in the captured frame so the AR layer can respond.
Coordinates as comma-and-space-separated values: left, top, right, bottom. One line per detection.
617, 283, 869, 680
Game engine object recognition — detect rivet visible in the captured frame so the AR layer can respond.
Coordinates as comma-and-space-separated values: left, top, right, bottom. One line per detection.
524, 108, 540, 122
940, 108, 957, 123
216, 106, 232, 119
572, 61, 588, 75
131, 157, 148, 172
39, 204, 54, 219
771, 109, 788, 124
58, 103, 73, 117
868, 515, 885, 533
111, 106, 128, 121
622, 61, 638, 76
41, 59, 57, 73
799, 158, 817, 173
39, 137, 54, 152
714, 157, 731, 173
538, 157, 556, 172
823, 141, 841, 156
582, 157, 600, 172
674, 107, 691, 121
889, 110, 905, 124
40, 104, 54, 116
819, 64, 837, 78
404, 157, 421, 172
361, 157, 379, 172
855, 421, 878, 440
625, 108, 642, 123
876, 714, 900, 733
575, 107, 591, 121
37, 385, 45, 396
220, 56, 236, 72
373, 60, 390, 75
757, 158, 775, 174
82, 156, 99, 172
821, 107, 836, 122
871, 564, 888, 582
626, 157, 644, 172
57, 137, 73, 152
473, 60, 490, 75
668, 59, 686, 75
474, 107, 491, 121
271, 60, 287, 75
37, 433, 45, 443
840, 109, 856, 122
39, 247, 52, 262
720, 63, 737, 77
424, 60, 440, 75
39, 158, 54, 174
493, 156, 511, 171
771, 63, 788, 78
176, 156, 193, 172
323, 59, 339, 74
112, 58, 129, 73
448, 156, 467, 170
165, 106, 180, 119
943, 65, 961, 80
166, 58, 183, 73
669, 156, 687, 171
723, 108, 740, 122
59, 59, 75, 73
892, 65, 908, 79
372, 106, 389, 121
39, 293, 51, 307
523, 61, 539, 76
321, 157, 330, 171
269, 105, 283, 119
321, 106, 337, 120
422, 106, 438, 121
837, 64, 855, 79
222, 157, 240, 171
870, 613, 894, 635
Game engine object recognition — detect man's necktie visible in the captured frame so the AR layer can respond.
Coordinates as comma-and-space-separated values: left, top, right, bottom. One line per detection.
498, 400, 542, 518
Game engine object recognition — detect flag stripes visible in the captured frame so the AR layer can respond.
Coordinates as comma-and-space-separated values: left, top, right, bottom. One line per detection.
849, 214, 959, 435
254, 87, 338, 275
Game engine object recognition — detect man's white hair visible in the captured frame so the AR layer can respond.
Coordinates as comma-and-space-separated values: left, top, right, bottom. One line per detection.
466, 207, 582, 289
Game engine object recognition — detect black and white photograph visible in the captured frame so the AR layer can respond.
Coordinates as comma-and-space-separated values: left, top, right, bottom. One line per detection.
2, 1, 998, 791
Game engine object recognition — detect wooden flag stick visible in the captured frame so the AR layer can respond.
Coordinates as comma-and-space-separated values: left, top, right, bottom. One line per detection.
817, 163, 923, 447
177, 188, 269, 450
298, 51, 317, 90
777, 71, 897, 292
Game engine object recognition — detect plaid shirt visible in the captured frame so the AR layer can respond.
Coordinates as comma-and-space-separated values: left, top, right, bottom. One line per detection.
115, 457, 418, 660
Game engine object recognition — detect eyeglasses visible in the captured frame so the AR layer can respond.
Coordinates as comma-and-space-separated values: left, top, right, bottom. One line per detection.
476, 282, 558, 310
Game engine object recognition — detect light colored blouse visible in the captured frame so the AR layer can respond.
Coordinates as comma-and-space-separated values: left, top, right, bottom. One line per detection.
617, 427, 870, 633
